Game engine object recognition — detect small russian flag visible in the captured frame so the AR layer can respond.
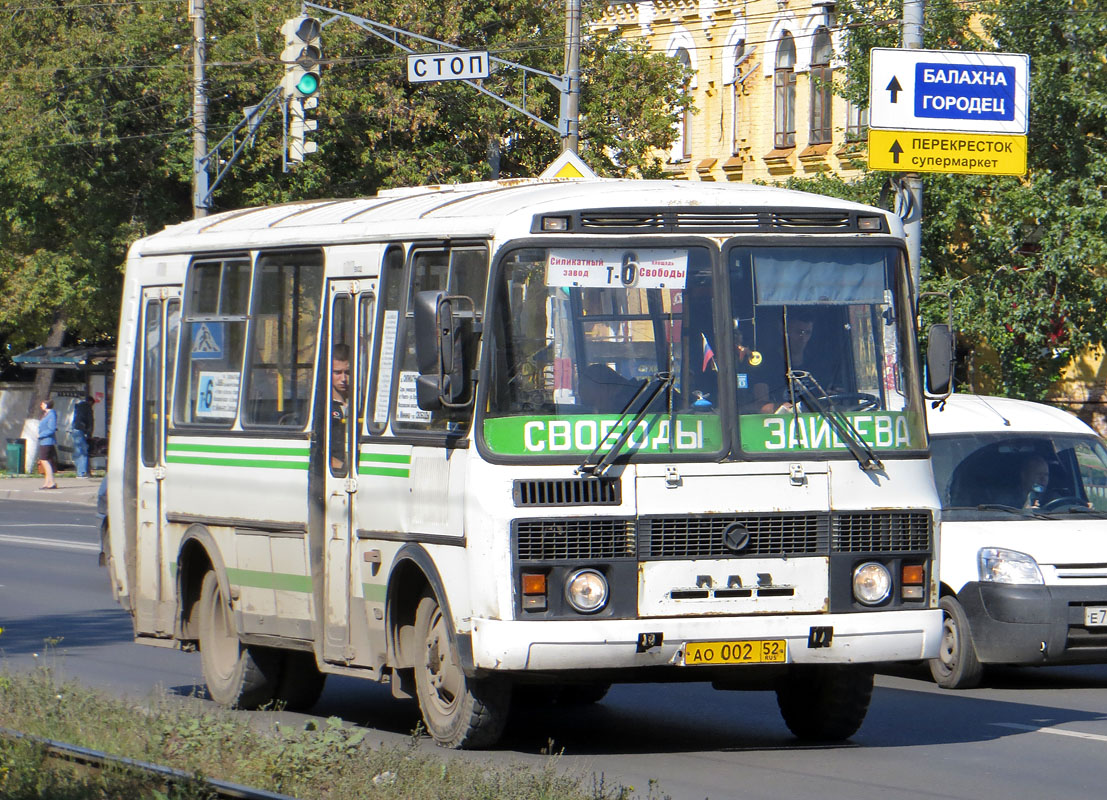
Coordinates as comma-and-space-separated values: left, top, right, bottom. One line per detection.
701, 333, 717, 372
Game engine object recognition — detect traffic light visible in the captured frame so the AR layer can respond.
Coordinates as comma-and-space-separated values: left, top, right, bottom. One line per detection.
280, 15, 323, 101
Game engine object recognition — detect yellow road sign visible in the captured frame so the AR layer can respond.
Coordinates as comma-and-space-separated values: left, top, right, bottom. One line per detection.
868, 129, 1027, 175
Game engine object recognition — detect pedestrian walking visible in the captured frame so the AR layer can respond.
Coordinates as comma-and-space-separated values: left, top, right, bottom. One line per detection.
70, 395, 94, 478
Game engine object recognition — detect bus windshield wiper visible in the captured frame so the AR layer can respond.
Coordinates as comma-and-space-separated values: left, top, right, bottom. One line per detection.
788, 371, 884, 472
577, 372, 673, 477
975, 504, 1052, 520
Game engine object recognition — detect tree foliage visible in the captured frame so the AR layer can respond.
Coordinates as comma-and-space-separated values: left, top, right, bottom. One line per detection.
0, 0, 688, 363
809, 0, 1107, 401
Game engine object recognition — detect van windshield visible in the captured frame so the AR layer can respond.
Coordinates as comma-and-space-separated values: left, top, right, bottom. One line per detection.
930, 432, 1107, 519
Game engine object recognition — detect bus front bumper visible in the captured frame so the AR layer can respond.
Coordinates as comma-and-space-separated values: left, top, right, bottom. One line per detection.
466, 609, 942, 672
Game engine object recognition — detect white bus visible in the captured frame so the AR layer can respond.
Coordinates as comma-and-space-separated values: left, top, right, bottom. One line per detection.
105, 178, 948, 748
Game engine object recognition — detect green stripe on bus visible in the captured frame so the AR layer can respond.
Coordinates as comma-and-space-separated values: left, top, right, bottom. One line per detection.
167, 443, 310, 457
358, 452, 411, 464
166, 456, 309, 470
358, 466, 410, 478
362, 583, 387, 603
226, 568, 313, 593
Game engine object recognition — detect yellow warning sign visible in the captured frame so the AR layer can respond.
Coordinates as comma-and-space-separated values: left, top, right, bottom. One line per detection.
868, 129, 1027, 176
539, 150, 599, 180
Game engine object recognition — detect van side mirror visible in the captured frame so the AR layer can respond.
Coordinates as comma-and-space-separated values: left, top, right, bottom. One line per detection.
414, 290, 473, 410
925, 323, 954, 397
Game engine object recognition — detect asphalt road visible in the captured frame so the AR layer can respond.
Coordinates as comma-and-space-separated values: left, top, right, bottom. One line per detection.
4, 498, 1107, 799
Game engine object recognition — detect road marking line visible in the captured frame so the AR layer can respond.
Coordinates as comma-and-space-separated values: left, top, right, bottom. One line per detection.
991, 722, 1107, 742
0, 534, 99, 552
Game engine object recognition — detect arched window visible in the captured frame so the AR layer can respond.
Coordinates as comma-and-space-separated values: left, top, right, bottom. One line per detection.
672, 47, 693, 161
731, 41, 746, 155
774, 32, 796, 149
809, 27, 833, 145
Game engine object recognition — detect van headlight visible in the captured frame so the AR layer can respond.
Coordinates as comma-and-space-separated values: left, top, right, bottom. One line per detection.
853, 562, 892, 605
978, 547, 1044, 585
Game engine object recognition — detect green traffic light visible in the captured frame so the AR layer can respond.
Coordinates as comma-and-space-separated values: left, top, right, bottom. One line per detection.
296, 73, 320, 96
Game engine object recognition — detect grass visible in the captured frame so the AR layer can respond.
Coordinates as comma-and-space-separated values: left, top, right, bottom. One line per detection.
0, 667, 665, 800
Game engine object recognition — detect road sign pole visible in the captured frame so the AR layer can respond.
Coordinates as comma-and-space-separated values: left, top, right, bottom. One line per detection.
903, 0, 923, 296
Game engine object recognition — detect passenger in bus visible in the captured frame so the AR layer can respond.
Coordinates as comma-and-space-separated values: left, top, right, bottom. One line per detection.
330, 344, 351, 471
741, 309, 820, 413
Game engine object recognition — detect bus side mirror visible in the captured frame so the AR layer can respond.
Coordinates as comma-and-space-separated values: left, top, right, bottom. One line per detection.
414, 290, 472, 410
925, 323, 954, 398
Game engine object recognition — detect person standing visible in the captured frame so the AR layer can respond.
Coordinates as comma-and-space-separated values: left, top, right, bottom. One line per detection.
37, 399, 59, 489
70, 395, 94, 478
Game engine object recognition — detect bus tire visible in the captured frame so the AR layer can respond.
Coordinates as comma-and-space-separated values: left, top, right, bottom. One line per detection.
775, 664, 873, 741
413, 592, 509, 749
275, 650, 327, 711
929, 595, 984, 689
196, 570, 279, 709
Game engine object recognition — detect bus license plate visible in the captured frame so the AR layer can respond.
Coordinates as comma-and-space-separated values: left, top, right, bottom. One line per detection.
1085, 607, 1107, 626
681, 639, 787, 666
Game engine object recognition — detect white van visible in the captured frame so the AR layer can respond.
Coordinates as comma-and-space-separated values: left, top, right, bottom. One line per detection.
925, 394, 1107, 688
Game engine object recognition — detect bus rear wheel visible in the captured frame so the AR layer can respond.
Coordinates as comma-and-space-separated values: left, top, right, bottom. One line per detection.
196, 570, 279, 709
775, 664, 873, 741
413, 593, 509, 749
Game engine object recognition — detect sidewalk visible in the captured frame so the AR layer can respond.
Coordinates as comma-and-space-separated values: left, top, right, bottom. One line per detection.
0, 473, 101, 507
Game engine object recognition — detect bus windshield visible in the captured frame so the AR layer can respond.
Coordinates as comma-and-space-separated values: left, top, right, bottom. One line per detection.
729, 244, 926, 457
484, 245, 722, 460
482, 242, 925, 461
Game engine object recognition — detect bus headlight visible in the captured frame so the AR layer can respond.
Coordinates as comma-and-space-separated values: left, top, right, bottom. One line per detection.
853, 562, 892, 605
978, 547, 1044, 585
565, 569, 608, 613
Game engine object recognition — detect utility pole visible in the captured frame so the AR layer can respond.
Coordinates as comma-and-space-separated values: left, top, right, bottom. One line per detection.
902, 0, 923, 292
561, 0, 581, 153
191, 0, 209, 219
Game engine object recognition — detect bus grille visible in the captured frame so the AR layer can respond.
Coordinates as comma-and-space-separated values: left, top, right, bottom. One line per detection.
514, 518, 636, 561
512, 511, 931, 563
832, 512, 931, 552
639, 514, 828, 558
573, 208, 876, 235
513, 477, 621, 507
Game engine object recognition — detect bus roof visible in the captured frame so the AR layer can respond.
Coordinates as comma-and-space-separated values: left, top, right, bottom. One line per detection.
131, 178, 900, 257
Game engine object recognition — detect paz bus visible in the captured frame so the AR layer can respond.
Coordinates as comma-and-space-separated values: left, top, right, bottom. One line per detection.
104, 178, 949, 748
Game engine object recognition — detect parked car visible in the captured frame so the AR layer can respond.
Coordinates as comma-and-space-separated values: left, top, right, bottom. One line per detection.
926, 394, 1107, 688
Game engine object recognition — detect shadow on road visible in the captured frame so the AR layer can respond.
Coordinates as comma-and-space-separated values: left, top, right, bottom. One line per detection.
0, 609, 134, 656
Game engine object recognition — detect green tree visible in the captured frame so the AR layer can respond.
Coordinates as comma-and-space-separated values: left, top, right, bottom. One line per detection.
805, 0, 1107, 403
0, 0, 688, 388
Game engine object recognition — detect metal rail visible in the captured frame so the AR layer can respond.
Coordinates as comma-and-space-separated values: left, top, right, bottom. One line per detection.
0, 727, 298, 800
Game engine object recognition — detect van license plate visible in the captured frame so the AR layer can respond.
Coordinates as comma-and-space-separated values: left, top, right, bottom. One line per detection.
1085, 607, 1107, 626
681, 639, 787, 666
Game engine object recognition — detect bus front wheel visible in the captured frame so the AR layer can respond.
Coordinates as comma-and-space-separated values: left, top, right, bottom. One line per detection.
196, 570, 279, 709
413, 593, 509, 749
775, 664, 873, 741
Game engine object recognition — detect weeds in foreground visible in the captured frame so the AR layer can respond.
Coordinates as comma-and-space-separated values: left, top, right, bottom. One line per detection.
0, 668, 665, 800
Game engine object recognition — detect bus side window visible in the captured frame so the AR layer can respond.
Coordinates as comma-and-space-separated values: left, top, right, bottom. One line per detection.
242, 251, 324, 428
174, 258, 251, 426
392, 245, 487, 433
368, 247, 405, 434
329, 295, 354, 477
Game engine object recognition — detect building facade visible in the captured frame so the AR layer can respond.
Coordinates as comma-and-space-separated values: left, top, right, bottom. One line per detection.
599, 0, 868, 182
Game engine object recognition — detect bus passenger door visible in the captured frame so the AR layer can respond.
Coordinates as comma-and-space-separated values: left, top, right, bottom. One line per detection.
135, 287, 181, 636
321, 282, 371, 663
